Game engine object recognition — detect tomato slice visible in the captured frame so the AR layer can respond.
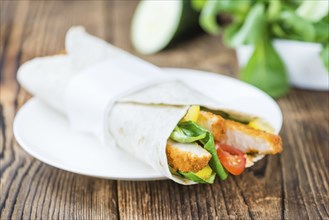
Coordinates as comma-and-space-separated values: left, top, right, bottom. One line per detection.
216, 143, 246, 175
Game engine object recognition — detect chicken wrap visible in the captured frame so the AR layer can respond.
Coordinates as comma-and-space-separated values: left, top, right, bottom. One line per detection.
17, 27, 282, 184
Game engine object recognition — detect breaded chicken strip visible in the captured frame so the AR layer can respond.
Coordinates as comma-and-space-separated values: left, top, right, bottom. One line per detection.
197, 111, 282, 154
166, 140, 211, 172
225, 120, 282, 154
196, 110, 226, 141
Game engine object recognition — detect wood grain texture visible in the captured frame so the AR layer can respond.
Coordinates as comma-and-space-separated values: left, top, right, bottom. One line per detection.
1, 1, 328, 220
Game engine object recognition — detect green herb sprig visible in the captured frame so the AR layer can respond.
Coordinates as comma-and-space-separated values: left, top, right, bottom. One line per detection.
196, 0, 329, 97
170, 121, 228, 181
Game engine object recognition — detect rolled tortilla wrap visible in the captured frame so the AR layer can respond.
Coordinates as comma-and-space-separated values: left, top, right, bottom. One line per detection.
17, 27, 279, 184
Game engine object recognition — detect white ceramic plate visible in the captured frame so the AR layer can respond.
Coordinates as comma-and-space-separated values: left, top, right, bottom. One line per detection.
13, 68, 283, 180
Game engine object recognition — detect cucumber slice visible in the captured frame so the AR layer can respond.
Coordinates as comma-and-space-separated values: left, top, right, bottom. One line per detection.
131, 0, 199, 54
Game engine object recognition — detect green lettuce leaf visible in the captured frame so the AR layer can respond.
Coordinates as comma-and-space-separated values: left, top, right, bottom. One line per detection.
240, 26, 289, 97
276, 10, 316, 42
170, 125, 206, 143
199, 0, 222, 35
314, 19, 329, 43
267, 0, 281, 22
199, 0, 251, 35
191, 0, 207, 12
224, 3, 265, 47
170, 121, 228, 180
193, 0, 328, 97
178, 170, 216, 184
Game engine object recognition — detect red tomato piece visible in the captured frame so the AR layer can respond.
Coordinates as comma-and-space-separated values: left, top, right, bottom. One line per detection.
216, 143, 246, 175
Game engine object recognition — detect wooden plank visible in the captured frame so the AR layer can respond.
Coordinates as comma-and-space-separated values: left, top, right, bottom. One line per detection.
0, 1, 118, 219
1, 1, 328, 220
278, 90, 329, 219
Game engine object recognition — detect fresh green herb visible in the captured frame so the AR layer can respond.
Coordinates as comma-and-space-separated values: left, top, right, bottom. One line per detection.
198, 0, 329, 97
240, 26, 289, 97
224, 3, 265, 47
274, 10, 316, 42
199, 0, 222, 35
200, 130, 228, 180
170, 165, 215, 183
191, 0, 207, 12
170, 125, 206, 143
178, 170, 216, 184
170, 121, 228, 180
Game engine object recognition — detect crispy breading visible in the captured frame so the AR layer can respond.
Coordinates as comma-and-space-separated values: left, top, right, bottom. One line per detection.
166, 141, 211, 173
166, 110, 282, 173
197, 111, 226, 141
225, 120, 282, 154
197, 111, 282, 154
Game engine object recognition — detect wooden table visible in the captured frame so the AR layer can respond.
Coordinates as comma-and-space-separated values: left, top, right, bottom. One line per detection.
1, 1, 328, 219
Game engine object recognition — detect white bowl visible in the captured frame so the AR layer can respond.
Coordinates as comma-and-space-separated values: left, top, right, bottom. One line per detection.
236, 39, 329, 91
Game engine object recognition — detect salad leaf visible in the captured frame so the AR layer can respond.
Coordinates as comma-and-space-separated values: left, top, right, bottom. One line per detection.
214, 0, 251, 19
191, 0, 207, 12
199, 0, 221, 35
276, 10, 315, 42
200, 131, 228, 180
224, 3, 265, 47
178, 170, 216, 184
199, 0, 251, 35
170, 121, 228, 180
314, 20, 329, 43
240, 27, 289, 97
170, 125, 206, 143
195, 0, 329, 97
267, 0, 281, 22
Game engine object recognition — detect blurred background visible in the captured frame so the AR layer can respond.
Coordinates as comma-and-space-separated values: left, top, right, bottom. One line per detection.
0, 0, 237, 78
2, 0, 328, 99
131, 0, 329, 97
